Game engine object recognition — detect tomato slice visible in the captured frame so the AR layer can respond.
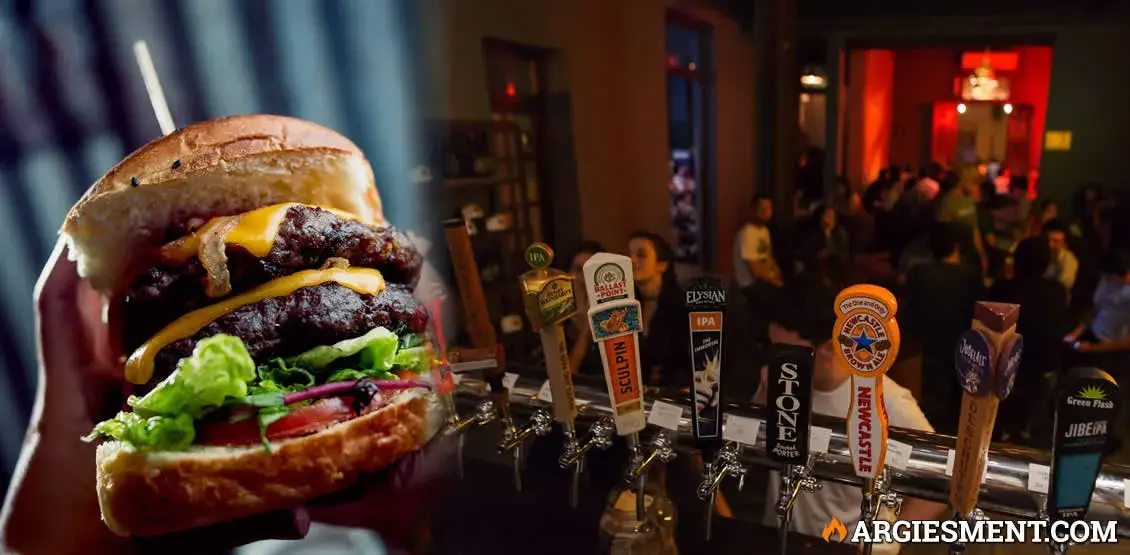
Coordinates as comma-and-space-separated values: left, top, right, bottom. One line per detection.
197, 397, 357, 447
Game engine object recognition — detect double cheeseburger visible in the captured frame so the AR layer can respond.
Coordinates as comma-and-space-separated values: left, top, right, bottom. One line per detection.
65, 115, 443, 537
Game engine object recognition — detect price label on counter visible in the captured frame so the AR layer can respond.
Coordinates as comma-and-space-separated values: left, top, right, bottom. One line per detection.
502, 373, 520, 390
886, 440, 913, 471
536, 380, 553, 403
1027, 464, 1050, 494
722, 415, 761, 446
944, 449, 988, 483
647, 401, 683, 431
809, 427, 832, 454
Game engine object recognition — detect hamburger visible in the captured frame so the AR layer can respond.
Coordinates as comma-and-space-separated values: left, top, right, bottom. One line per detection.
64, 115, 444, 537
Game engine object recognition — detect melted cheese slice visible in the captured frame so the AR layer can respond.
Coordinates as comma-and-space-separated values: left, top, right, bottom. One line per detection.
158, 203, 360, 264
124, 268, 386, 384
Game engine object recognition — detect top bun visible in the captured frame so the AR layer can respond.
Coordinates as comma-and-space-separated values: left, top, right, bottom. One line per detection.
62, 115, 383, 293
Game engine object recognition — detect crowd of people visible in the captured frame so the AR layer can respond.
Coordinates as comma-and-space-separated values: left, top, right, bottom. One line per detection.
736, 161, 1130, 449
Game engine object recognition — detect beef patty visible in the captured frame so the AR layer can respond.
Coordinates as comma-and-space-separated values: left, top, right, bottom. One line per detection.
146, 283, 428, 388
123, 205, 422, 350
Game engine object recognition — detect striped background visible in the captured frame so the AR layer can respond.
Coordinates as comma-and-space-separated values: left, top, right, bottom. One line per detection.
0, 0, 428, 487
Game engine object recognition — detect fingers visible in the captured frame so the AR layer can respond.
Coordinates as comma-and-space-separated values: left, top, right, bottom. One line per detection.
133, 506, 310, 554
308, 434, 458, 538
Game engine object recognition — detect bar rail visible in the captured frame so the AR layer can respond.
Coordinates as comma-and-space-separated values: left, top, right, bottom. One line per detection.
452, 376, 1130, 538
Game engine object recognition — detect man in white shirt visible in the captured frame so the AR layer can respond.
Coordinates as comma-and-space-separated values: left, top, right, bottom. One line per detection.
753, 276, 946, 541
737, 194, 783, 288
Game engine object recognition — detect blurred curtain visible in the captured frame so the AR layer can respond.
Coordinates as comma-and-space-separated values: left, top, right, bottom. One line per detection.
0, 0, 425, 488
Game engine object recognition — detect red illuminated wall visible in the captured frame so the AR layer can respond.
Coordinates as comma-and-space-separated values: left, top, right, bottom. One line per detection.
1009, 46, 1052, 173
883, 47, 1052, 172
889, 49, 959, 168
845, 49, 894, 188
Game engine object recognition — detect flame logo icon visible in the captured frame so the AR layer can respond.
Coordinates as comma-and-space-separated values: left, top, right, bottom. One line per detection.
822, 517, 848, 543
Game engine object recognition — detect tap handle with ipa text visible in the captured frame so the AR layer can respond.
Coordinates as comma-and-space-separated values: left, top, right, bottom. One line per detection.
1048, 367, 1120, 524
519, 243, 579, 424
833, 285, 900, 480
686, 278, 725, 458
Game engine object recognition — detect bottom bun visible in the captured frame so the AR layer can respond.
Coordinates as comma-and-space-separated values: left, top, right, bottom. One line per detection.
95, 388, 444, 537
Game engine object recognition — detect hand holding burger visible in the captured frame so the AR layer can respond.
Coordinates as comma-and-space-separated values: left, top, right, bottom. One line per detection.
2, 115, 450, 552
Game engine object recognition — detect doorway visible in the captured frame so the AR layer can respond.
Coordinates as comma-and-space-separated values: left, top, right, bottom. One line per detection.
665, 10, 716, 275
482, 39, 552, 245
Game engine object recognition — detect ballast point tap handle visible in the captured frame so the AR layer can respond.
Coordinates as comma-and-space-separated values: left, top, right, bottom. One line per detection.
833, 285, 900, 481
582, 253, 646, 436
519, 242, 579, 425
950, 302, 1021, 518
686, 278, 726, 460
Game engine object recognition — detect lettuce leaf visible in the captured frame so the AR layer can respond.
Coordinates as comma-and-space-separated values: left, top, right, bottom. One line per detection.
83, 412, 195, 451
288, 327, 399, 371
129, 334, 256, 418
325, 368, 398, 383
392, 346, 432, 373
252, 358, 315, 395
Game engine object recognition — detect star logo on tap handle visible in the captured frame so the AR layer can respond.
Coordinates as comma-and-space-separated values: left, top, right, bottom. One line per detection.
852, 330, 878, 353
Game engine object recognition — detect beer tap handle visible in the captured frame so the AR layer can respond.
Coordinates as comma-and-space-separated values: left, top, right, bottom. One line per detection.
520, 242, 584, 506
582, 253, 649, 518
1047, 366, 1120, 548
951, 302, 1021, 522
833, 285, 900, 555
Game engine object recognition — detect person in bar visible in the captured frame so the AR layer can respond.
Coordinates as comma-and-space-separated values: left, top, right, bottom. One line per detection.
753, 274, 946, 539
628, 231, 689, 389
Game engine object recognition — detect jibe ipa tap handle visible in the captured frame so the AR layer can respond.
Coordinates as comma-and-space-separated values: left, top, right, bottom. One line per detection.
518, 243, 578, 424
686, 278, 726, 458
582, 253, 646, 436
950, 302, 1022, 517
1048, 367, 1120, 524
833, 285, 900, 480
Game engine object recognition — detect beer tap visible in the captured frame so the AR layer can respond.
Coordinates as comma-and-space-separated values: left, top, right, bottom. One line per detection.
832, 285, 900, 555
766, 344, 819, 555
696, 441, 747, 540
581, 252, 651, 520
684, 278, 730, 540
443, 218, 517, 488
1046, 367, 1120, 555
518, 242, 596, 507
497, 408, 552, 491
949, 302, 1022, 555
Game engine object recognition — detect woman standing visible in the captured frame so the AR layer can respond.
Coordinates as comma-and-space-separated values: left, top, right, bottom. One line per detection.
628, 231, 690, 389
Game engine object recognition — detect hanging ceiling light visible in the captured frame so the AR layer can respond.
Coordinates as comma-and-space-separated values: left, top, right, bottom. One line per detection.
800, 64, 827, 90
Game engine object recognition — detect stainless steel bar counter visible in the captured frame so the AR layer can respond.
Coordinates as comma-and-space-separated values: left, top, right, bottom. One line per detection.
453, 375, 1130, 538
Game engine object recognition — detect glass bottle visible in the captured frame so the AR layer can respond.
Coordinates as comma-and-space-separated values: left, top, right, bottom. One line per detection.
598, 464, 678, 555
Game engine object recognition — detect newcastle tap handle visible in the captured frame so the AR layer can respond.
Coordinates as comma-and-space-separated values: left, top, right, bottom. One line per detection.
519, 243, 579, 425
951, 302, 1022, 518
582, 253, 647, 437
833, 285, 900, 482
766, 344, 816, 466
1048, 367, 1120, 524
686, 278, 726, 460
